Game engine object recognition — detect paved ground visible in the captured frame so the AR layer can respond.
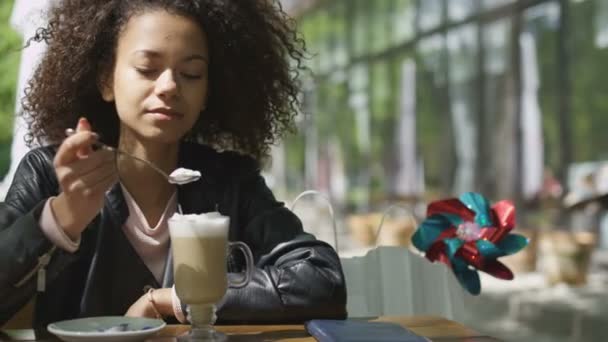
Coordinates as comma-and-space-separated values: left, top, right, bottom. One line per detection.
462, 256, 608, 342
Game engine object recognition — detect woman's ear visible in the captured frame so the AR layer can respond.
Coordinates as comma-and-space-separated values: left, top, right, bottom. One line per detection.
98, 70, 114, 102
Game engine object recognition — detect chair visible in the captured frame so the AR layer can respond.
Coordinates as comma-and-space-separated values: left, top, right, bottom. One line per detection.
291, 191, 468, 322
341, 246, 468, 321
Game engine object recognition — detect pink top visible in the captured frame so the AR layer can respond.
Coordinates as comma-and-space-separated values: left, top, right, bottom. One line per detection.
121, 184, 172, 282
39, 186, 187, 322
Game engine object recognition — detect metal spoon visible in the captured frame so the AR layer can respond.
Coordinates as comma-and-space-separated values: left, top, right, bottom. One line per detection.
65, 128, 201, 185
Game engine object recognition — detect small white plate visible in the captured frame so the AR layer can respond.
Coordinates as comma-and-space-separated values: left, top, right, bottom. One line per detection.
47, 316, 166, 342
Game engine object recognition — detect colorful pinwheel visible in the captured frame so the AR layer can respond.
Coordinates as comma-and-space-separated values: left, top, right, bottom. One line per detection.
411, 192, 528, 295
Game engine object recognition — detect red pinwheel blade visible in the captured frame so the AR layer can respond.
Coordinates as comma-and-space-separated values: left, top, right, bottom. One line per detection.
489, 200, 516, 242
492, 200, 515, 229
427, 198, 476, 222
483, 260, 514, 280
426, 241, 451, 265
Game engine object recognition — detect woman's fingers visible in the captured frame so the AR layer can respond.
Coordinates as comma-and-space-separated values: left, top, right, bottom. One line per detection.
63, 149, 115, 178
76, 117, 91, 132
88, 170, 120, 197
54, 119, 118, 203
64, 158, 118, 196
49, 119, 115, 237
75, 118, 93, 157
54, 130, 100, 167
55, 149, 115, 186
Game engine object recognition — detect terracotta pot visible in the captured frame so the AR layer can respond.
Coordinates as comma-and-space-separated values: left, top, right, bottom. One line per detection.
371, 216, 416, 247
538, 230, 596, 286
347, 214, 375, 247
347, 212, 416, 248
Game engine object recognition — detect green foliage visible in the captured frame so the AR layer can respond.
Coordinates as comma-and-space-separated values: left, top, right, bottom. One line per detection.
290, 0, 608, 208
0, 0, 20, 176
569, 0, 608, 161
0, 0, 19, 138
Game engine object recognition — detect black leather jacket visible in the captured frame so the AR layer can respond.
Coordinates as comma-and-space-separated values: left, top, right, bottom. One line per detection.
0, 143, 347, 333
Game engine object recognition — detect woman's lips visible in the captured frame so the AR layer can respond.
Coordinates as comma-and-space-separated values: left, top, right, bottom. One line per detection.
146, 108, 183, 120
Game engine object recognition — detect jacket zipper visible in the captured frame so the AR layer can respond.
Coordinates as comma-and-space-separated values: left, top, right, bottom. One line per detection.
13, 246, 57, 292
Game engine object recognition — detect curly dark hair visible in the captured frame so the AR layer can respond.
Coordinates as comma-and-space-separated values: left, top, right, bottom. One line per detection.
22, 0, 307, 161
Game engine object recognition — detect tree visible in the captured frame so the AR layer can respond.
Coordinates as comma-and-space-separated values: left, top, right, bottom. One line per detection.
0, 0, 20, 175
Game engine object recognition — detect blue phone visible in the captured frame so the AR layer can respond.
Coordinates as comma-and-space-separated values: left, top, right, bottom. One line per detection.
305, 319, 430, 342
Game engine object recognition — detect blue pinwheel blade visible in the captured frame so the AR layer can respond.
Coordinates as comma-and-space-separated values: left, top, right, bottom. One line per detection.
459, 192, 492, 227
444, 237, 464, 260
476, 239, 504, 259
453, 267, 481, 295
411, 215, 453, 251
495, 234, 529, 255
439, 213, 464, 227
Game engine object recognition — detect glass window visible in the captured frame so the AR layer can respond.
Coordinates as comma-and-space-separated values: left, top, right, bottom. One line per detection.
300, 12, 327, 73
447, 24, 478, 84
418, 33, 446, 84
368, 61, 396, 200
369, 0, 392, 53
484, 20, 510, 75
482, 0, 516, 10
289, 0, 579, 208
283, 76, 311, 192
352, 0, 371, 58
447, 24, 479, 194
346, 64, 372, 210
523, 3, 560, 172
570, 0, 608, 161
448, 0, 477, 22
316, 10, 332, 73
595, 0, 608, 49
416, 34, 454, 194
392, 0, 415, 45
483, 19, 517, 199
392, 55, 424, 198
418, 0, 443, 32
328, 1, 348, 67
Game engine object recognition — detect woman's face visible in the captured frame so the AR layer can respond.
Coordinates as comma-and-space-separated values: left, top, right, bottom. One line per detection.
101, 10, 209, 145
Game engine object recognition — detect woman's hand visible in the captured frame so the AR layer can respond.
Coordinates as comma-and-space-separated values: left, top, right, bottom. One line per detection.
126, 288, 173, 319
51, 118, 119, 240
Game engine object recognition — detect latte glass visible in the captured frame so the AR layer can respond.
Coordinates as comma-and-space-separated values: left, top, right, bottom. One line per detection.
169, 212, 253, 341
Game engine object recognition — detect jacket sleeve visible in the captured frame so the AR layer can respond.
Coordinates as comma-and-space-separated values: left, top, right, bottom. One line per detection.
216, 173, 347, 323
0, 148, 80, 326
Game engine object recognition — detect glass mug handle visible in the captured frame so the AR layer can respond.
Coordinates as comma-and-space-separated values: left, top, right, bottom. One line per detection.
227, 241, 254, 288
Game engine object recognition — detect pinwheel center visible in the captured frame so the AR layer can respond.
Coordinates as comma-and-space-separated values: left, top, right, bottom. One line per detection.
456, 221, 482, 242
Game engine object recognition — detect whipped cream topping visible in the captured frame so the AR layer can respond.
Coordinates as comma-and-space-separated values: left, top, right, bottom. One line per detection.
168, 168, 202, 185
168, 212, 229, 237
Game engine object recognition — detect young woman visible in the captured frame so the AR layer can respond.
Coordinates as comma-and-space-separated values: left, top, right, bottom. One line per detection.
0, 0, 346, 333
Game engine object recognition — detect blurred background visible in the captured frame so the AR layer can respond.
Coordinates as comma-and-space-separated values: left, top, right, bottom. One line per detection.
1, 0, 608, 340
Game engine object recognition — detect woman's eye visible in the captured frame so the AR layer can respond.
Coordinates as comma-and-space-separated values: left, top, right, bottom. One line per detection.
135, 68, 157, 76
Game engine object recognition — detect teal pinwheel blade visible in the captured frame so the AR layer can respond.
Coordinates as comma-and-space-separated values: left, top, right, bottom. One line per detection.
439, 213, 465, 227
411, 215, 453, 251
444, 237, 464, 260
495, 234, 529, 255
454, 266, 481, 295
475, 239, 504, 259
459, 192, 492, 227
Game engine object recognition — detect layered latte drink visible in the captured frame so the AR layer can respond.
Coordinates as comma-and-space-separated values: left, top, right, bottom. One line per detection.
168, 212, 229, 305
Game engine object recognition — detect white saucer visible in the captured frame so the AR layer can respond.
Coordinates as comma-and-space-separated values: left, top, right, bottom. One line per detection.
47, 316, 166, 342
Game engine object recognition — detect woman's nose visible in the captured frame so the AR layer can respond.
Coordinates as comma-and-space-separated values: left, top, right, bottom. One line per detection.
154, 69, 179, 99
